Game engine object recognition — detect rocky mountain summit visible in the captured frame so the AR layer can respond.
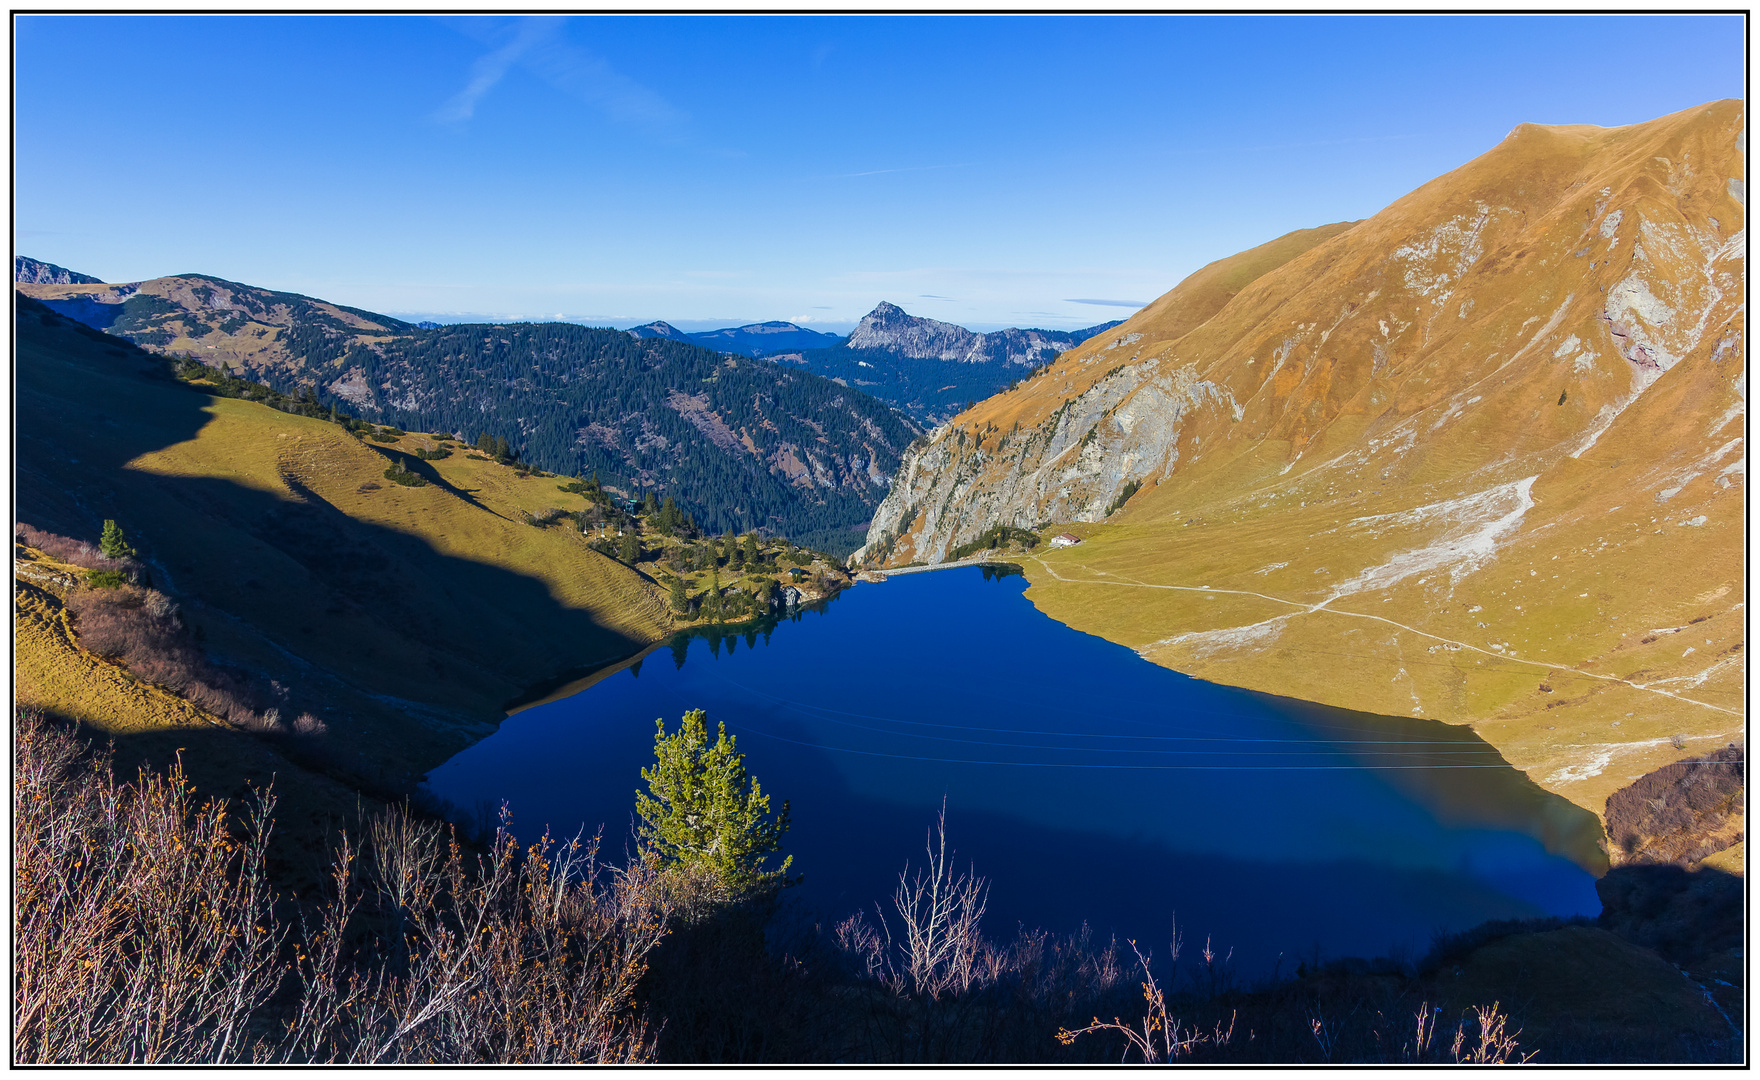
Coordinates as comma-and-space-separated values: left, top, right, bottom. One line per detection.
15, 255, 102, 285
856, 99, 1746, 817
846, 300, 1121, 366
768, 303, 1124, 424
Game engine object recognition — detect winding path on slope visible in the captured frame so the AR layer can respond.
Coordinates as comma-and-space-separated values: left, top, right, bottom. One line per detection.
1028, 555, 1742, 720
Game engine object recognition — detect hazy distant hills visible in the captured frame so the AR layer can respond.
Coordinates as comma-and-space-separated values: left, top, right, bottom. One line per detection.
629, 319, 845, 356
633, 304, 1128, 424
767, 302, 1125, 424
860, 99, 1746, 816
16, 272, 917, 553
15, 255, 102, 285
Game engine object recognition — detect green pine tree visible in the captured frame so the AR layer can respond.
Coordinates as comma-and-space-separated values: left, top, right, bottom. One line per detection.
98, 520, 135, 561
742, 533, 759, 567
668, 575, 688, 613
635, 709, 792, 894
620, 528, 640, 564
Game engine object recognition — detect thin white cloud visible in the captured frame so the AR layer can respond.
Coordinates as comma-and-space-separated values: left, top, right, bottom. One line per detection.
817, 162, 973, 180
434, 17, 558, 124
1065, 298, 1147, 307
435, 17, 686, 138
521, 34, 685, 133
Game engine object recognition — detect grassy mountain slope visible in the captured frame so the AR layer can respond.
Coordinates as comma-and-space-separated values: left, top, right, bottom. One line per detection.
16, 551, 399, 896
16, 296, 672, 794
856, 100, 1746, 819
17, 277, 920, 554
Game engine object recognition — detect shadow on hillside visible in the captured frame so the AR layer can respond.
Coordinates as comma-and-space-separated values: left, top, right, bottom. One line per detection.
353, 442, 509, 520
14, 297, 653, 787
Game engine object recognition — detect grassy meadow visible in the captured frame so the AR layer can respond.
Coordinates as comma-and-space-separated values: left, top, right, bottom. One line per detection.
15, 298, 673, 800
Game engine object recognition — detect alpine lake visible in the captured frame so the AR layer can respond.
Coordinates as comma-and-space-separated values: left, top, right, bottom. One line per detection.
425, 565, 1606, 976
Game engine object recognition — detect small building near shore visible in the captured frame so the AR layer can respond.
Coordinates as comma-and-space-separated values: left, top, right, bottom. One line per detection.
1050, 533, 1081, 548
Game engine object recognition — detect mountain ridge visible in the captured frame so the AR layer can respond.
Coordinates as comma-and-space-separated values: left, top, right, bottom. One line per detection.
15, 255, 103, 285
854, 99, 1747, 819
766, 302, 1125, 424
15, 274, 918, 553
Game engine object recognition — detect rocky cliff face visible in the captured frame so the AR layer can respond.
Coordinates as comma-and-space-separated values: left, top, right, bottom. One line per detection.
14, 256, 102, 285
853, 220, 1361, 561
846, 301, 1120, 367
856, 100, 1746, 817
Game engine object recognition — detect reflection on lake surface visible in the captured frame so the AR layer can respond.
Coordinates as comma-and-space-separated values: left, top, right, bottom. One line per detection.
426, 566, 1606, 974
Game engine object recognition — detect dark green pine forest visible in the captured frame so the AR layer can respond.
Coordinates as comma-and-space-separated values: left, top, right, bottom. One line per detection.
332, 323, 920, 553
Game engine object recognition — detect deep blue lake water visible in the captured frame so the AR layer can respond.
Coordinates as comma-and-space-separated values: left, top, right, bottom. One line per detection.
425, 566, 1605, 975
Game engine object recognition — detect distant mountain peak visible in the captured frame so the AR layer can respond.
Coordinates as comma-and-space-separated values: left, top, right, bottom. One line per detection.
847, 302, 977, 359
845, 302, 1107, 368
628, 319, 844, 356
15, 256, 102, 286
627, 321, 693, 342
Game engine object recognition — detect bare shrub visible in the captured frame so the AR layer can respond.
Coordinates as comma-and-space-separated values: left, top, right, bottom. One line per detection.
890, 805, 989, 999
144, 590, 178, 619
13, 712, 284, 1063
835, 909, 888, 984
840, 802, 993, 1002
292, 712, 328, 737
282, 806, 671, 1063
1056, 939, 1232, 1063
1404, 999, 1534, 1063
62, 583, 263, 727
17, 522, 145, 579
1605, 744, 1745, 864
15, 720, 673, 1064
1455, 1002, 1535, 1063
16, 522, 109, 570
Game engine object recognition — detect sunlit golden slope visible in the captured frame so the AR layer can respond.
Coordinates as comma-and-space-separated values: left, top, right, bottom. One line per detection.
15, 274, 401, 379
858, 100, 1746, 817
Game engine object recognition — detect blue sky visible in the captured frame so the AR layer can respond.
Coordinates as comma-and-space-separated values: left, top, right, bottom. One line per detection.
15, 14, 1745, 332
